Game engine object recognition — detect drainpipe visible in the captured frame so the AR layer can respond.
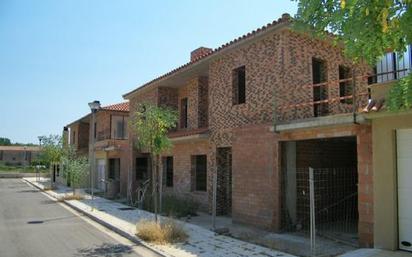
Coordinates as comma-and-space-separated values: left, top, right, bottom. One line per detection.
352, 67, 359, 125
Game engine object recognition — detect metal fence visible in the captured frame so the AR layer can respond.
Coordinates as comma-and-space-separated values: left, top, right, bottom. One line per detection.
281, 167, 358, 256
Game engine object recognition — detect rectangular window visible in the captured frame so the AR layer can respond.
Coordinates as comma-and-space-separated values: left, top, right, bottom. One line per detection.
136, 157, 149, 181
94, 122, 97, 139
339, 65, 353, 104
109, 158, 120, 180
111, 115, 128, 139
0, 150, 3, 161
312, 58, 328, 117
232, 66, 246, 105
192, 155, 207, 191
162, 156, 173, 187
180, 98, 188, 129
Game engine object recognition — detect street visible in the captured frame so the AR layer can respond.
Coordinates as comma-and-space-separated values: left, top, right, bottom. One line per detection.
0, 179, 160, 257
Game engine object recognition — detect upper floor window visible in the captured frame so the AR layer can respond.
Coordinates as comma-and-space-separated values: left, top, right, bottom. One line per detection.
339, 65, 353, 104
232, 66, 246, 105
312, 58, 329, 117
111, 115, 128, 139
180, 98, 188, 129
375, 45, 411, 83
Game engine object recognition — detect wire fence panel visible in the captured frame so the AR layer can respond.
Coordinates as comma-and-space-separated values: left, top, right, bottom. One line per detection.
281, 167, 359, 256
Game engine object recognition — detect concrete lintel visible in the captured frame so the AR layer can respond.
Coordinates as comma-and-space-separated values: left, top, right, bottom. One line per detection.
169, 133, 209, 143
274, 113, 367, 132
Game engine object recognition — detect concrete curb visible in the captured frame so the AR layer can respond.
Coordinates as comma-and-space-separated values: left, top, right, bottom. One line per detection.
23, 178, 169, 257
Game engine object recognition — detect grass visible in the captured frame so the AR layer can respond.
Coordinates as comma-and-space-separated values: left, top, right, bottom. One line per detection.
136, 220, 188, 244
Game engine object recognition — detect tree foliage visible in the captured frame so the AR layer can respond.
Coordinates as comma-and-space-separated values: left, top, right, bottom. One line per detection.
388, 73, 412, 111
0, 137, 11, 146
129, 102, 178, 221
293, 0, 412, 65
38, 135, 64, 166
130, 103, 178, 154
62, 149, 89, 190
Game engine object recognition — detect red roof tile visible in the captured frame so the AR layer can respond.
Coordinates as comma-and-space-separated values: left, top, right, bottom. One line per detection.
101, 102, 129, 112
123, 13, 292, 98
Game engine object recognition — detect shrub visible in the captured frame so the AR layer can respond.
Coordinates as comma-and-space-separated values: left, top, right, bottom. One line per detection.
161, 194, 199, 218
136, 220, 187, 244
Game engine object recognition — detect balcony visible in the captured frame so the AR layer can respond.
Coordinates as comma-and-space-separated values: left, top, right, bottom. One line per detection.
274, 46, 412, 131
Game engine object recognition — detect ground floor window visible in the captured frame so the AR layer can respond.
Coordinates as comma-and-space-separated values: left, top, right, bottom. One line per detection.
136, 157, 149, 181
191, 155, 207, 192
162, 156, 173, 187
108, 158, 120, 180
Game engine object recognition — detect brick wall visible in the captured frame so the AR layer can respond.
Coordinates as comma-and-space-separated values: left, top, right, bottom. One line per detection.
230, 124, 280, 229
160, 139, 210, 210
279, 124, 373, 247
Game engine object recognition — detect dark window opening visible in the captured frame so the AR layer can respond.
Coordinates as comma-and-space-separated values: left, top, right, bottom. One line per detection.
312, 58, 329, 117
180, 98, 188, 129
94, 122, 97, 139
109, 158, 120, 180
0, 150, 3, 161
162, 156, 173, 187
232, 66, 246, 105
192, 155, 207, 191
136, 157, 149, 181
339, 65, 353, 104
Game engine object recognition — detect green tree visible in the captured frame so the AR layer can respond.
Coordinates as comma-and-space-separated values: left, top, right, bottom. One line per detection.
38, 135, 64, 166
293, 0, 411, 64
62, 146, 89, 195
293, 0, 412, 111
130, 103, 178, 221
0, 137, 11, 146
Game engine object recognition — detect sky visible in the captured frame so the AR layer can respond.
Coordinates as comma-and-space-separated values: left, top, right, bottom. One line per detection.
0, 0, 297, 144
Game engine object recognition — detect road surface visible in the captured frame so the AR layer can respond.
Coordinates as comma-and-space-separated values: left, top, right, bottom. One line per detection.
0, 179, 160, 257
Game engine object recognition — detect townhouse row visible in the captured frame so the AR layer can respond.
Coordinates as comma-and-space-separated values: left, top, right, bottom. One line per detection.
61, 14, 412, 252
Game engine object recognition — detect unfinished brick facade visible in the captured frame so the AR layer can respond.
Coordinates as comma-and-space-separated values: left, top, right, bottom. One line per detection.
124, 15, 374, 247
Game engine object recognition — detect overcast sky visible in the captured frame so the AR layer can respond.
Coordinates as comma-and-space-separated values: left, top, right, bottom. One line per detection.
0, 0, 297, 144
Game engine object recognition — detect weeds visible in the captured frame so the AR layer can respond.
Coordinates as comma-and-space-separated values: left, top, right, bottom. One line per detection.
136, 219, 188, 244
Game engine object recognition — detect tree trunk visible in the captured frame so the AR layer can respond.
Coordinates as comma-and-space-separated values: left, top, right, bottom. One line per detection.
151, 153, 159, 223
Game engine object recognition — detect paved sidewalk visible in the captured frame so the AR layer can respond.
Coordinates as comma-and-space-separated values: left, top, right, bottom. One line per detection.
23, 178, 295, 257
339, 249, 412, 257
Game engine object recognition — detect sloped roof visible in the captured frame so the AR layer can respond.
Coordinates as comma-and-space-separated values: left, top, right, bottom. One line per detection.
101, 102, 129, 112
0, 146, 40, 151
123, 13, 292, 98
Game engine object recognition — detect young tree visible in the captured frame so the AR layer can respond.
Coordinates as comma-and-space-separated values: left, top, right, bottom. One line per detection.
130, 103, 178, 222
293, 0, 412, 110
38, 135, 64, 188
61, 144, 89, 195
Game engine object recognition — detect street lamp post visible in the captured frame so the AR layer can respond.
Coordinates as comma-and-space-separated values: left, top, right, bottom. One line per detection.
88, 100, 101, 208
37, 136, 42, 182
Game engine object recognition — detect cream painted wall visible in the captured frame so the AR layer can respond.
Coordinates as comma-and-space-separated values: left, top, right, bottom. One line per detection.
372, 112, 412, 250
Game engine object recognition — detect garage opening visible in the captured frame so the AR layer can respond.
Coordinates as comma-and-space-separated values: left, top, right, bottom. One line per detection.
280, 136, 358, 245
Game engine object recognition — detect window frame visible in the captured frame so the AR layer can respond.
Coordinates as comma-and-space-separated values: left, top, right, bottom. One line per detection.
232, 65, 246, 105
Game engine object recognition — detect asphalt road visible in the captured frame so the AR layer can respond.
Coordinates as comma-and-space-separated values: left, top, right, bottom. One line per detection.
0, 179, 161, 257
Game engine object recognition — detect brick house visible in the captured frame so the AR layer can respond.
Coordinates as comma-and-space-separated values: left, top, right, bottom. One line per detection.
122, 13, 381, 248
0, 146, 41, 166
65, 102, 130, 197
